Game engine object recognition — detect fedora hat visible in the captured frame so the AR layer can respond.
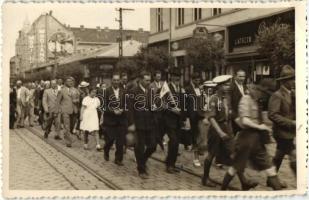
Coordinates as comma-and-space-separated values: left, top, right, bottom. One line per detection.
79, 81, 90, 88
276, 65, 295, 81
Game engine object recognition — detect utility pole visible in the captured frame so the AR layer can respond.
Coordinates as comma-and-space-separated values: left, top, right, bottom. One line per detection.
115, 8, 134, 61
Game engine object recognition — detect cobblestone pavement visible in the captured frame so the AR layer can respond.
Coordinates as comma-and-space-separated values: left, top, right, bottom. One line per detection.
10, 125, 296, 190
152, 136, 296, 190
10, 128, 113, 190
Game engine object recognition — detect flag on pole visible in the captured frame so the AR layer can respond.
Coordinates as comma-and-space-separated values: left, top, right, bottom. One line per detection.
159, 81, 171, 98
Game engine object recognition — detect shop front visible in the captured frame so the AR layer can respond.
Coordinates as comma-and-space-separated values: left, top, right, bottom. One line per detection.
226, 9, 294, 83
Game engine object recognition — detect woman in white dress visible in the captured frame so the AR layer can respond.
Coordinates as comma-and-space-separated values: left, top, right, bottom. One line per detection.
80, 87, 102, 150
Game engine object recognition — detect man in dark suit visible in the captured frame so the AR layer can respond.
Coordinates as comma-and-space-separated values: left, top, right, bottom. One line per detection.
185, 72, 204, 167
268, 65, 296, 176
150, 70, 165, 151
10, 83, 17, 129
130, 71, 157, 179
103, 72, 128, 166
230, 69, 247, 135
162, 68, 186, 173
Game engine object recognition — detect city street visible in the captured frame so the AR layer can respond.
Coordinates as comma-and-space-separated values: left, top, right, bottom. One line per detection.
9, 125, 296, 190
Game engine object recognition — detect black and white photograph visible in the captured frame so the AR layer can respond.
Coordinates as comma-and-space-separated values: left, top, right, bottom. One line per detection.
1, 1, 307, 197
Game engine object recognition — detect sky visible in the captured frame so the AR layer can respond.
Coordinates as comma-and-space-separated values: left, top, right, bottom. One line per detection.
2, 3, 150, 62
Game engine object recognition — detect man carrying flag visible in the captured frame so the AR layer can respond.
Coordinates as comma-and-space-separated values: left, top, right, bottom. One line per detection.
159, 68, 186, 174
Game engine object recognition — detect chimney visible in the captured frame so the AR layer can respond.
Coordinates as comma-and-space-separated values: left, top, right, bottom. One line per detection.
96, 26, 101, 32
138, 28, 143, 33
80, 25, 85, 31
104, 26, 109, 32
49, 10, 52, 16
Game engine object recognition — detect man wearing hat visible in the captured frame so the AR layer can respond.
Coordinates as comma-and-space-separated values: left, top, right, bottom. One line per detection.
162, 68, 186, 173
202, 75, 256, 190
268, 65, 296, 176
220, 82, 282, 190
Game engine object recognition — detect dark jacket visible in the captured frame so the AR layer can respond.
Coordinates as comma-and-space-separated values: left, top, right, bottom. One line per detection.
185, 84, 204, 121
103, 86, 128, 127
230, 80, 247, 120
268, 86, 296, 139
130, 84, 154, 131
163, 83, 186, 129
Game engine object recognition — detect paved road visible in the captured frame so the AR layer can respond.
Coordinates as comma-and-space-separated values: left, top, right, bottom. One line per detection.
9, 125, 296, 190
10, 129, 113, 190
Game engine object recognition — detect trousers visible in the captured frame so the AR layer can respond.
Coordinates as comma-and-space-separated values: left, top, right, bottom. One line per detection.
104, 125, 126, 162
134, 129, 157, 173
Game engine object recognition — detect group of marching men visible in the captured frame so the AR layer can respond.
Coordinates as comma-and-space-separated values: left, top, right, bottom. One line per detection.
10, 64, 296, 190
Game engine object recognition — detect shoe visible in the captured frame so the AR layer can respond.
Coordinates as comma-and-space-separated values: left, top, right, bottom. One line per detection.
240, 179, 258, 190
84, 144, 89, 150
104, 153, 109, 161
193, 159, 201, 167
44, 132, 49, 139
139, 173, 149, 179
29, 124, 34, 127
172, 167, 180, 173
76, 132, 81, 140
96, 145, 103, 152
66, 144, 72, 148
216, 163, 224, 168
166, 166, 175, 174
54, 135, 62, 140
266, 176, 282, 190
114, 160, 124, 166
201, 177, 216, 187
279, 180, 287, 188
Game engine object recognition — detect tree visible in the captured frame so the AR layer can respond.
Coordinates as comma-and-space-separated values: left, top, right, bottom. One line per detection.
135, 46, 172, 73
116, 58, 139, 79
255, 20, 295, 77
186, 34, 225, 75
116, 46, 173, 79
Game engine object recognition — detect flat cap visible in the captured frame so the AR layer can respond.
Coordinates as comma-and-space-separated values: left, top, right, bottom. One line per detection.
203, 81, 217, 87
212, 75, 232, 85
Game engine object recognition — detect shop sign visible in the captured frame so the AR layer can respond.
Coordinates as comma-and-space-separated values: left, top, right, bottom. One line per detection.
228, 10, 294, 53
38, 29, 46, 62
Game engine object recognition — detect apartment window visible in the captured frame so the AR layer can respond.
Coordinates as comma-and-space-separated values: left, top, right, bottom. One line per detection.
177, 8, 185, 26
156, 8, 163, 32
193, 8, 202, 21
212, 8, 222, 16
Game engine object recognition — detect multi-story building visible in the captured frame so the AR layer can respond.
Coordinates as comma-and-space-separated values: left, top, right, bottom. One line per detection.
10, 56, 20, 82
149, 8, 294, 83
14, 11, 149, 76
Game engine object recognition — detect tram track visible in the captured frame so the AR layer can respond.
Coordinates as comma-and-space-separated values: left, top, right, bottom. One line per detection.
26, 126, 237, 190
26, 127, 122, 190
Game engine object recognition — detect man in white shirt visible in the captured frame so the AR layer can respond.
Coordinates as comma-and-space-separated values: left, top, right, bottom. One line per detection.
103, 73, 127, 166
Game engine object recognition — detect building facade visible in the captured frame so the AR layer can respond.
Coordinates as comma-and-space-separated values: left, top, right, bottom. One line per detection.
149, 8, 294, 84
14, 11, 149, 77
